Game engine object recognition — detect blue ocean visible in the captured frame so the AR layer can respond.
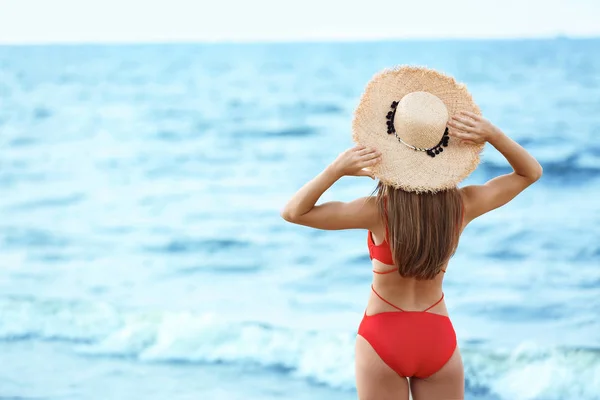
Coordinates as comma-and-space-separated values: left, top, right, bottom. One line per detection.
0, 39, 599, 400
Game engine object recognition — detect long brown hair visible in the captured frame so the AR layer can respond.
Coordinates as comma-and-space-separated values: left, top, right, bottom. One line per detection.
375, 182, 464, 280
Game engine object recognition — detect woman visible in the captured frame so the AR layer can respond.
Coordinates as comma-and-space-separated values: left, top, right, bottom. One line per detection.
281, 66, 542, 400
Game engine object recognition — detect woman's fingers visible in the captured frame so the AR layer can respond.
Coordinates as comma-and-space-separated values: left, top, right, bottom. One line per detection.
448, 119, 477, 133
451, 115, 477, 128
448, 129, 478, 141
349, 146, 381, 171
356, 146, 378, 156
358, 157, 381, 168
453, 133, 478, 142
449, 131, 479, 145
350, 145, 367, 156
458, 111, 482, 121
360, 151, 381, 161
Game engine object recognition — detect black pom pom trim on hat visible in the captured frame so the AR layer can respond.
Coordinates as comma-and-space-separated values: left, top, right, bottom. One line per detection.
386, 102, 398, 134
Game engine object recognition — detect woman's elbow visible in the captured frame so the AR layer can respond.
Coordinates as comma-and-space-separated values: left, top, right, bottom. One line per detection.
530, 164, 543, 182
520, 163, 543, 183
280, 210, 292, 222
280, 208, 298, 223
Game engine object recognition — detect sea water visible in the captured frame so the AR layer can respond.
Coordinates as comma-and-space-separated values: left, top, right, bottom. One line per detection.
0, 39, 599, 399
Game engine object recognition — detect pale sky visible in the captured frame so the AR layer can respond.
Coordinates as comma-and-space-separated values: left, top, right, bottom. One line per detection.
0, 0, 599, 44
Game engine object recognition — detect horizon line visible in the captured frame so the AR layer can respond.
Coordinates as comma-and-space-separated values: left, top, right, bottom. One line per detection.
1, 33, 598, 47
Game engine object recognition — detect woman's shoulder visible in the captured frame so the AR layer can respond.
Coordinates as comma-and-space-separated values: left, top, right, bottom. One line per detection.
356, 195, 383, 232
359, 195, 379, 211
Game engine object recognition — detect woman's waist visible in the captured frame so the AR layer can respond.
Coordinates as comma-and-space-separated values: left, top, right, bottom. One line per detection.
365, 282, 449, 316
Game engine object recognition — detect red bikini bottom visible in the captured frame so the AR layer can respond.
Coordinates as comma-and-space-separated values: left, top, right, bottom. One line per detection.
357, 289, 457, 378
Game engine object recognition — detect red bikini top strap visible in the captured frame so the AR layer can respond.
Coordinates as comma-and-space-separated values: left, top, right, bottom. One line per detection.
372, 268, 397, 274
422, 292, 445, 312
370, 284, 405, 312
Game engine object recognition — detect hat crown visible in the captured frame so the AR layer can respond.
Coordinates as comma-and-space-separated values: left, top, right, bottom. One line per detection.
395, 91, 449, 149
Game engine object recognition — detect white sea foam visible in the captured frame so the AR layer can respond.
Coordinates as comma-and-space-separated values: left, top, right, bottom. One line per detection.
1, 297, 598, 399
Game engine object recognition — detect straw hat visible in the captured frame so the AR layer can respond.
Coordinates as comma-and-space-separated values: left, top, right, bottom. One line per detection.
352, 65, 484, 193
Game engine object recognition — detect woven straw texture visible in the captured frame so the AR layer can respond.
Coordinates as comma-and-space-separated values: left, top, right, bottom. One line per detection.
352, 65, 484, 193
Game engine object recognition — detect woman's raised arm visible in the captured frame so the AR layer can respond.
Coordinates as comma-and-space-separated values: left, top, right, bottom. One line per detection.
281, 145, 381, 230
448, 111, 543, 222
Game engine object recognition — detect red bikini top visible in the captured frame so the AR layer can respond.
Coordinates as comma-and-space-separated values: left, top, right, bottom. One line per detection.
367, 227, 394, 266
368, 198, 465, 273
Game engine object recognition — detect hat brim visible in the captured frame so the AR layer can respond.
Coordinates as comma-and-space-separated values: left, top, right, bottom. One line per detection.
352, 65, 484, 193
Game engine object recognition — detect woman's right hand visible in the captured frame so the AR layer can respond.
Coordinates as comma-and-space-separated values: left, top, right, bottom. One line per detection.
447, 111, 503, 145
330, 145, 381, 179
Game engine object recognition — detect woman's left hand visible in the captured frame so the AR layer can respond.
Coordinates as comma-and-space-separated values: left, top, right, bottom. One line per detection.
447, 111, 501, 145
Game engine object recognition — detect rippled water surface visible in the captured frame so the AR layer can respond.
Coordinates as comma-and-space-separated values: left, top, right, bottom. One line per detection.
0, 39, 599, 399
